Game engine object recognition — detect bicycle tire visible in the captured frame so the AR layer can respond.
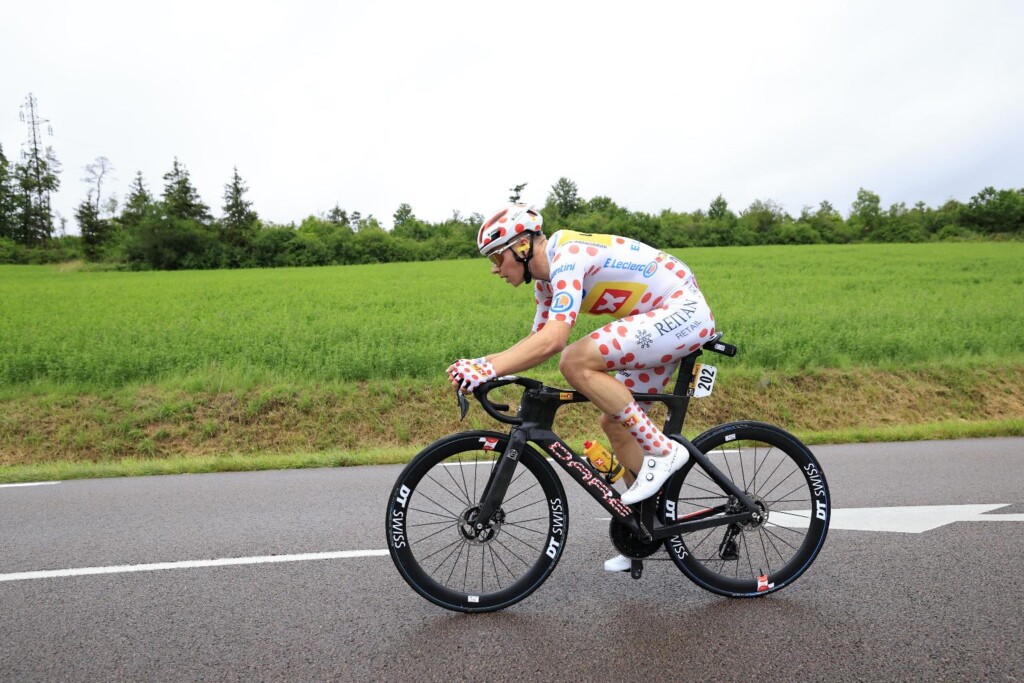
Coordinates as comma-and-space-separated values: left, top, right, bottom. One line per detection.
386, 431, 568, 613
660, 421, 830, 597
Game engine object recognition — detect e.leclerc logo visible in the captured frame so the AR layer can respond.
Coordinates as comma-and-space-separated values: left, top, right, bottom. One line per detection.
643, 262, 658, 278
551, 292, 575, 313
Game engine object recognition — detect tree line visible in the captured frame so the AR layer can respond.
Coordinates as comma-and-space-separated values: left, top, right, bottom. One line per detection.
1, 146, 1022, 270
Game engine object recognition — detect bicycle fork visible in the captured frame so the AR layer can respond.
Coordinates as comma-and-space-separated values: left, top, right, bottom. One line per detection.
473, 428, 529, 529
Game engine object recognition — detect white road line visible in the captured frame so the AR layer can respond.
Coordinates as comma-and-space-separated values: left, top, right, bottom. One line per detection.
0, 549, 389, 583
598, 504, 1024, 533
0, 481, 61, 489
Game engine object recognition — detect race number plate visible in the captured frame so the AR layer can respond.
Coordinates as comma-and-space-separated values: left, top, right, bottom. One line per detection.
690, 364, 717, 398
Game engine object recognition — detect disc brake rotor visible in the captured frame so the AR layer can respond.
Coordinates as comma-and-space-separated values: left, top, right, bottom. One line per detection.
459, 506, 505, 545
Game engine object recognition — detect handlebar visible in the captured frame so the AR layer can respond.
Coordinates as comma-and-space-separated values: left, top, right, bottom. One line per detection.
455, 376, 543, 425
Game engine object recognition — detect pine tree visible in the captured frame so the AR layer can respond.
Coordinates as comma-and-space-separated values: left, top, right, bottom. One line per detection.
326, 203, 349, 227
120, 171, 154, 232
0, 144, 17, 240
220, 166, 258, 248
15, 145, 61, 245
162, 158, 210, 222
75, 193, 106, 260
548, 177, 581, 218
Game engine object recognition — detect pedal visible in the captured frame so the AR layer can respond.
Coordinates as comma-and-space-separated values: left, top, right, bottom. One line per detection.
630, 559, 644, 580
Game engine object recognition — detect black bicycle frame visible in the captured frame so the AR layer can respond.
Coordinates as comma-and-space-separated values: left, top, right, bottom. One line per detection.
471, 339, 759, 544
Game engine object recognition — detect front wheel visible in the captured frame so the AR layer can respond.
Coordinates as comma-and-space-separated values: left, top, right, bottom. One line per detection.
386, 431, 568, 613
660, 421, 830, 597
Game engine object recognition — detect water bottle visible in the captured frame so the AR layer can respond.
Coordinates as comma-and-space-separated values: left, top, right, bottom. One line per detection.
583, 440, 625, 483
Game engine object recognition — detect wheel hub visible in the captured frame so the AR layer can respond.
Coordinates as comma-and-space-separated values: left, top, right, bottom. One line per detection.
737, 495, 769, 532
459, 506, 505, 545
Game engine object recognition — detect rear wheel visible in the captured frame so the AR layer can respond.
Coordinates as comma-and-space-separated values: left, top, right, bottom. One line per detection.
660, 421, 830, 597
386, 431, 567, 612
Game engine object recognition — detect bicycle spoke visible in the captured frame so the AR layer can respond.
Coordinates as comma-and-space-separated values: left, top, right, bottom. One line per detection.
487, 545, 503, 590
758, 466, 801, 502
489, 542, 517, 579
749, 445, 777, 493
502, 521, 547, 535
445, 539, 467, 586
681, 481, 726, 500
408, 519, 458, 528
752, 453, 788, 499
692, 464, 720, 490
683, 526, 719, 555
765, 525, 812, 538
761, 525, 801, 552
751, 443, 758, 494
411, 521, 459, 546
500, 480, 541, 506
720, 448, 738, 490
420, 536, 464, 566
424, 473, 470, 508
500, 527, 543, 553
770, 481, 810, 508
440, 462, 470, 503
411, 490, 463, 520
492, 537, 531, 567
760, 527, 788, 565
455, 459, 473, 508
408, 507, 459, 521
737, 443, 749, 493
503, 497, 546, 515
757, 530, 773, 574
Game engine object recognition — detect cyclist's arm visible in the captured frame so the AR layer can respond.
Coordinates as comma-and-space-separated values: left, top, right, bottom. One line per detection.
488, 321, 571, 376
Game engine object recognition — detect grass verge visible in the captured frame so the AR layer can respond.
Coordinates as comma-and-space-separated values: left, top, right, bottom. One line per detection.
1, 418, 1021, 485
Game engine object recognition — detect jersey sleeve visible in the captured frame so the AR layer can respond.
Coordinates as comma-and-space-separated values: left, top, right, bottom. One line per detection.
531, 281, 553, 333
544, 244, 586, 327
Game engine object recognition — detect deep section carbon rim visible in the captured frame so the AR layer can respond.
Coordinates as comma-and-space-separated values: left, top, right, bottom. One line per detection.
661, 422, 829, 597
386, 432, 567, 612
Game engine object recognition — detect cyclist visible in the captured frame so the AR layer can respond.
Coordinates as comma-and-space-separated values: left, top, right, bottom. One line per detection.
448, 203, 715, 572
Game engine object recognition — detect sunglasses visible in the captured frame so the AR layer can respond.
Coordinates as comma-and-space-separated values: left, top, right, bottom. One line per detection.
487, 243, 513, 266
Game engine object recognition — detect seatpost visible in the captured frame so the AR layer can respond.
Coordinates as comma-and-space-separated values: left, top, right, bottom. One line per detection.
663, 350, 701, 435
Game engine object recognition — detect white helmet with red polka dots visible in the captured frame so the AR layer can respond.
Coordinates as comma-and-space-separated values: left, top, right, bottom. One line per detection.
477, 203, 544, 257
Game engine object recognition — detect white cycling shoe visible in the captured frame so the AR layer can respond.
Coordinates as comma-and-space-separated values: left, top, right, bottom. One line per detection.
604, 554, 631, 572
620, 444, 689, 505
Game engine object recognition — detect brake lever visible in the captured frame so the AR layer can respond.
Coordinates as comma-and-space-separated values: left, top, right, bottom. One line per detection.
456, 389, 470, 421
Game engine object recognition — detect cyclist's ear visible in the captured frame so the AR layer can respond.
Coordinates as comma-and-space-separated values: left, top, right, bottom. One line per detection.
512, 238, 532, 257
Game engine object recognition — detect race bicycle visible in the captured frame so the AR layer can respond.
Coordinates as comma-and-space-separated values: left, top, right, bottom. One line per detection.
386, 334, 830, 612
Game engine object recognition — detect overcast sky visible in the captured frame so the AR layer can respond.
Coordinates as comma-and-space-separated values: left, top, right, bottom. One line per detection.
3, 1, 1022, 233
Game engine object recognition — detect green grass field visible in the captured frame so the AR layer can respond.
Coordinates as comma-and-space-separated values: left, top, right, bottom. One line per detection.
2, 242, 1022, 389
1, 242, 1023, 480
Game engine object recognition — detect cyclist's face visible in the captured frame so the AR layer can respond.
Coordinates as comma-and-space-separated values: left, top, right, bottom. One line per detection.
490, 244, 525, 286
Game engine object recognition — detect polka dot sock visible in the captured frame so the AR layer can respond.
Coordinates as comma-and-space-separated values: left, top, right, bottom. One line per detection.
610, 401, 676, 457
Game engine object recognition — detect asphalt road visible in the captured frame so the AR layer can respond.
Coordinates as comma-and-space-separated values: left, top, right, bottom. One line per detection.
2, 438, 1022, 682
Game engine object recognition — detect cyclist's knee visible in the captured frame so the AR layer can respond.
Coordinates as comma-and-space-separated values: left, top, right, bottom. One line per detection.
559, 340, 601, 384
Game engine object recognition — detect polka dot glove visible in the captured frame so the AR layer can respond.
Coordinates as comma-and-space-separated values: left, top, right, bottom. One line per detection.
447, 358, 497, 394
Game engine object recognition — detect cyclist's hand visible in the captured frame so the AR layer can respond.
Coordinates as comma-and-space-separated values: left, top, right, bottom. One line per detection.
447, 358, 496, 394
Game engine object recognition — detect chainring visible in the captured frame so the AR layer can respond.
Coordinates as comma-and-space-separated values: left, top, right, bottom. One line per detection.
609, 519, 662, 559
